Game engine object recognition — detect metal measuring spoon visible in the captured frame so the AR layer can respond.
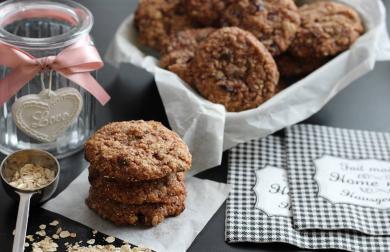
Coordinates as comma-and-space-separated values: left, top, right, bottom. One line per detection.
0, 149, 60, 252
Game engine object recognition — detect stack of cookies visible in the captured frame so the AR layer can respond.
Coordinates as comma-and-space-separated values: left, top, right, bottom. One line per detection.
134, 0, 364, 112
84, 120, 192, 226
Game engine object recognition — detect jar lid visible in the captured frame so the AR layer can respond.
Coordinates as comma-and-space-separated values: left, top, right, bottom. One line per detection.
0, 0, 93, 50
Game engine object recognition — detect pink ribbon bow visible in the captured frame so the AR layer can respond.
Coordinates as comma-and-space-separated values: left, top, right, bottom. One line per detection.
0, 37, 110, 106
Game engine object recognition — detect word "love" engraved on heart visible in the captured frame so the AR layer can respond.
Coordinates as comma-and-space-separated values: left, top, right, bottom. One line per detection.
12, 88, 83, 143
31, 111, 71, 129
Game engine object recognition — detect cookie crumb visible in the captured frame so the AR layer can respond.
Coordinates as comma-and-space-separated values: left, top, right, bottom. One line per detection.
39, 224, 46, 230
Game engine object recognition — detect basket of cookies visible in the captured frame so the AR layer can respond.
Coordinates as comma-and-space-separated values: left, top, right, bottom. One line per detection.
106, 0, 390, 172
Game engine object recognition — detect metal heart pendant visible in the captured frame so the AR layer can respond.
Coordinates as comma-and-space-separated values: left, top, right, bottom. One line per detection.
12, 88, 83, 143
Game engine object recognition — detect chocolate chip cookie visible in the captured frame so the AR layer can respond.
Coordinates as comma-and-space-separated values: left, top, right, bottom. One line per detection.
134, 0, 194, 51
160, 49, 194, 83
86, 189, 185, 226
85, 121, 192, 182
161, 28, 216, 55
189, 27, 279, 112
184, 0, 231, 26
159, 28, 216, 83
289, 1, 364, 58
221, 0, 301, 56
276, 53, 331, 78
89, 170, 186, 205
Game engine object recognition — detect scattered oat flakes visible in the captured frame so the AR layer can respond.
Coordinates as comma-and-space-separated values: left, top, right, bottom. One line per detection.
60, 230, 71, 238
105, 236, 115, 243
36, 230, 46, 237
25, 242, 29, 247
39, 224, 47, 230
52, 234, 59, 240
31, 237, 58, 252
66, 244, 150, 252
49, 220, 59, 226
56, 227, 62, 234
87, 239, 95, 245
27, 235, 35, 242
70, 233, 77, 238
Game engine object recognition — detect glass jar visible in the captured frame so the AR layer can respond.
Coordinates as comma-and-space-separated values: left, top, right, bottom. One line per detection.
0, 0, 96, 158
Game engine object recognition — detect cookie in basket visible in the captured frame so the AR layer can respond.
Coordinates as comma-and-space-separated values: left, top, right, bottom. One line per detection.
160, 27, 216, 55
85, 120, 192, 182
221, 0, 301, 56
159, 28, 216, 84
86, 189, 185, 226
276, 53, 331, 78
134, 0, 194, 51
189, 27, 279, 112
289, 1, 364, 58
160, 49, 194, 84
184, 0, 232, 26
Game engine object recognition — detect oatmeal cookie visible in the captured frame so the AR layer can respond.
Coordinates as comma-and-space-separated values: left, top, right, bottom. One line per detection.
161, 28, 216, 55
85, 121, 192, 182
289, 1, 364, 58
159, 49, 193, 83
221, 0, 301, 56
189, 27, 279, 112
159, 28, 216, 83
134, 0, 194, 51
184, 0, 231, 26
89, 170, 186, 205
86, 189, 185, 226
276, 53, 330, 78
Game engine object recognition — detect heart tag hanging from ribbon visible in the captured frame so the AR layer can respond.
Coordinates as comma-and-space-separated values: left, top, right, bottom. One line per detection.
12, 72, 83, 143
0, 36, 110, 143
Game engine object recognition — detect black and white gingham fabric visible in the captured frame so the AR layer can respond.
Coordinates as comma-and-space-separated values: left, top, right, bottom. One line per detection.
226, 135, 390, 251
286, 124, 390, 236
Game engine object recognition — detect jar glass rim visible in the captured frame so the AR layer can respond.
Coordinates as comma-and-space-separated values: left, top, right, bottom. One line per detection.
0, 0, 93, 50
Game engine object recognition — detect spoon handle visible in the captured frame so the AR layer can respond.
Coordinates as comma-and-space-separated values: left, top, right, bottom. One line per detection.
13, 192, 33, 252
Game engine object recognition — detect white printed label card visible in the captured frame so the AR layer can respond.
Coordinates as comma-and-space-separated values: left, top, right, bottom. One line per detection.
226, 135, 390, 252
286, 124, 390, 236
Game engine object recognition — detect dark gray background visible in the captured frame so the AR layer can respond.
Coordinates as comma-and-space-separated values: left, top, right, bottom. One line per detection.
0, 0, 389, 251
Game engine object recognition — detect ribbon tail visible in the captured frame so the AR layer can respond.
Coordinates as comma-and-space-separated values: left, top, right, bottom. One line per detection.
61, 72, 110, 106
0, 67, 38, 106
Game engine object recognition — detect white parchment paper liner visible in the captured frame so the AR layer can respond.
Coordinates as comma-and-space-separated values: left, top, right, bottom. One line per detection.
105, 0, 390, 174
43, 170, 231, 252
